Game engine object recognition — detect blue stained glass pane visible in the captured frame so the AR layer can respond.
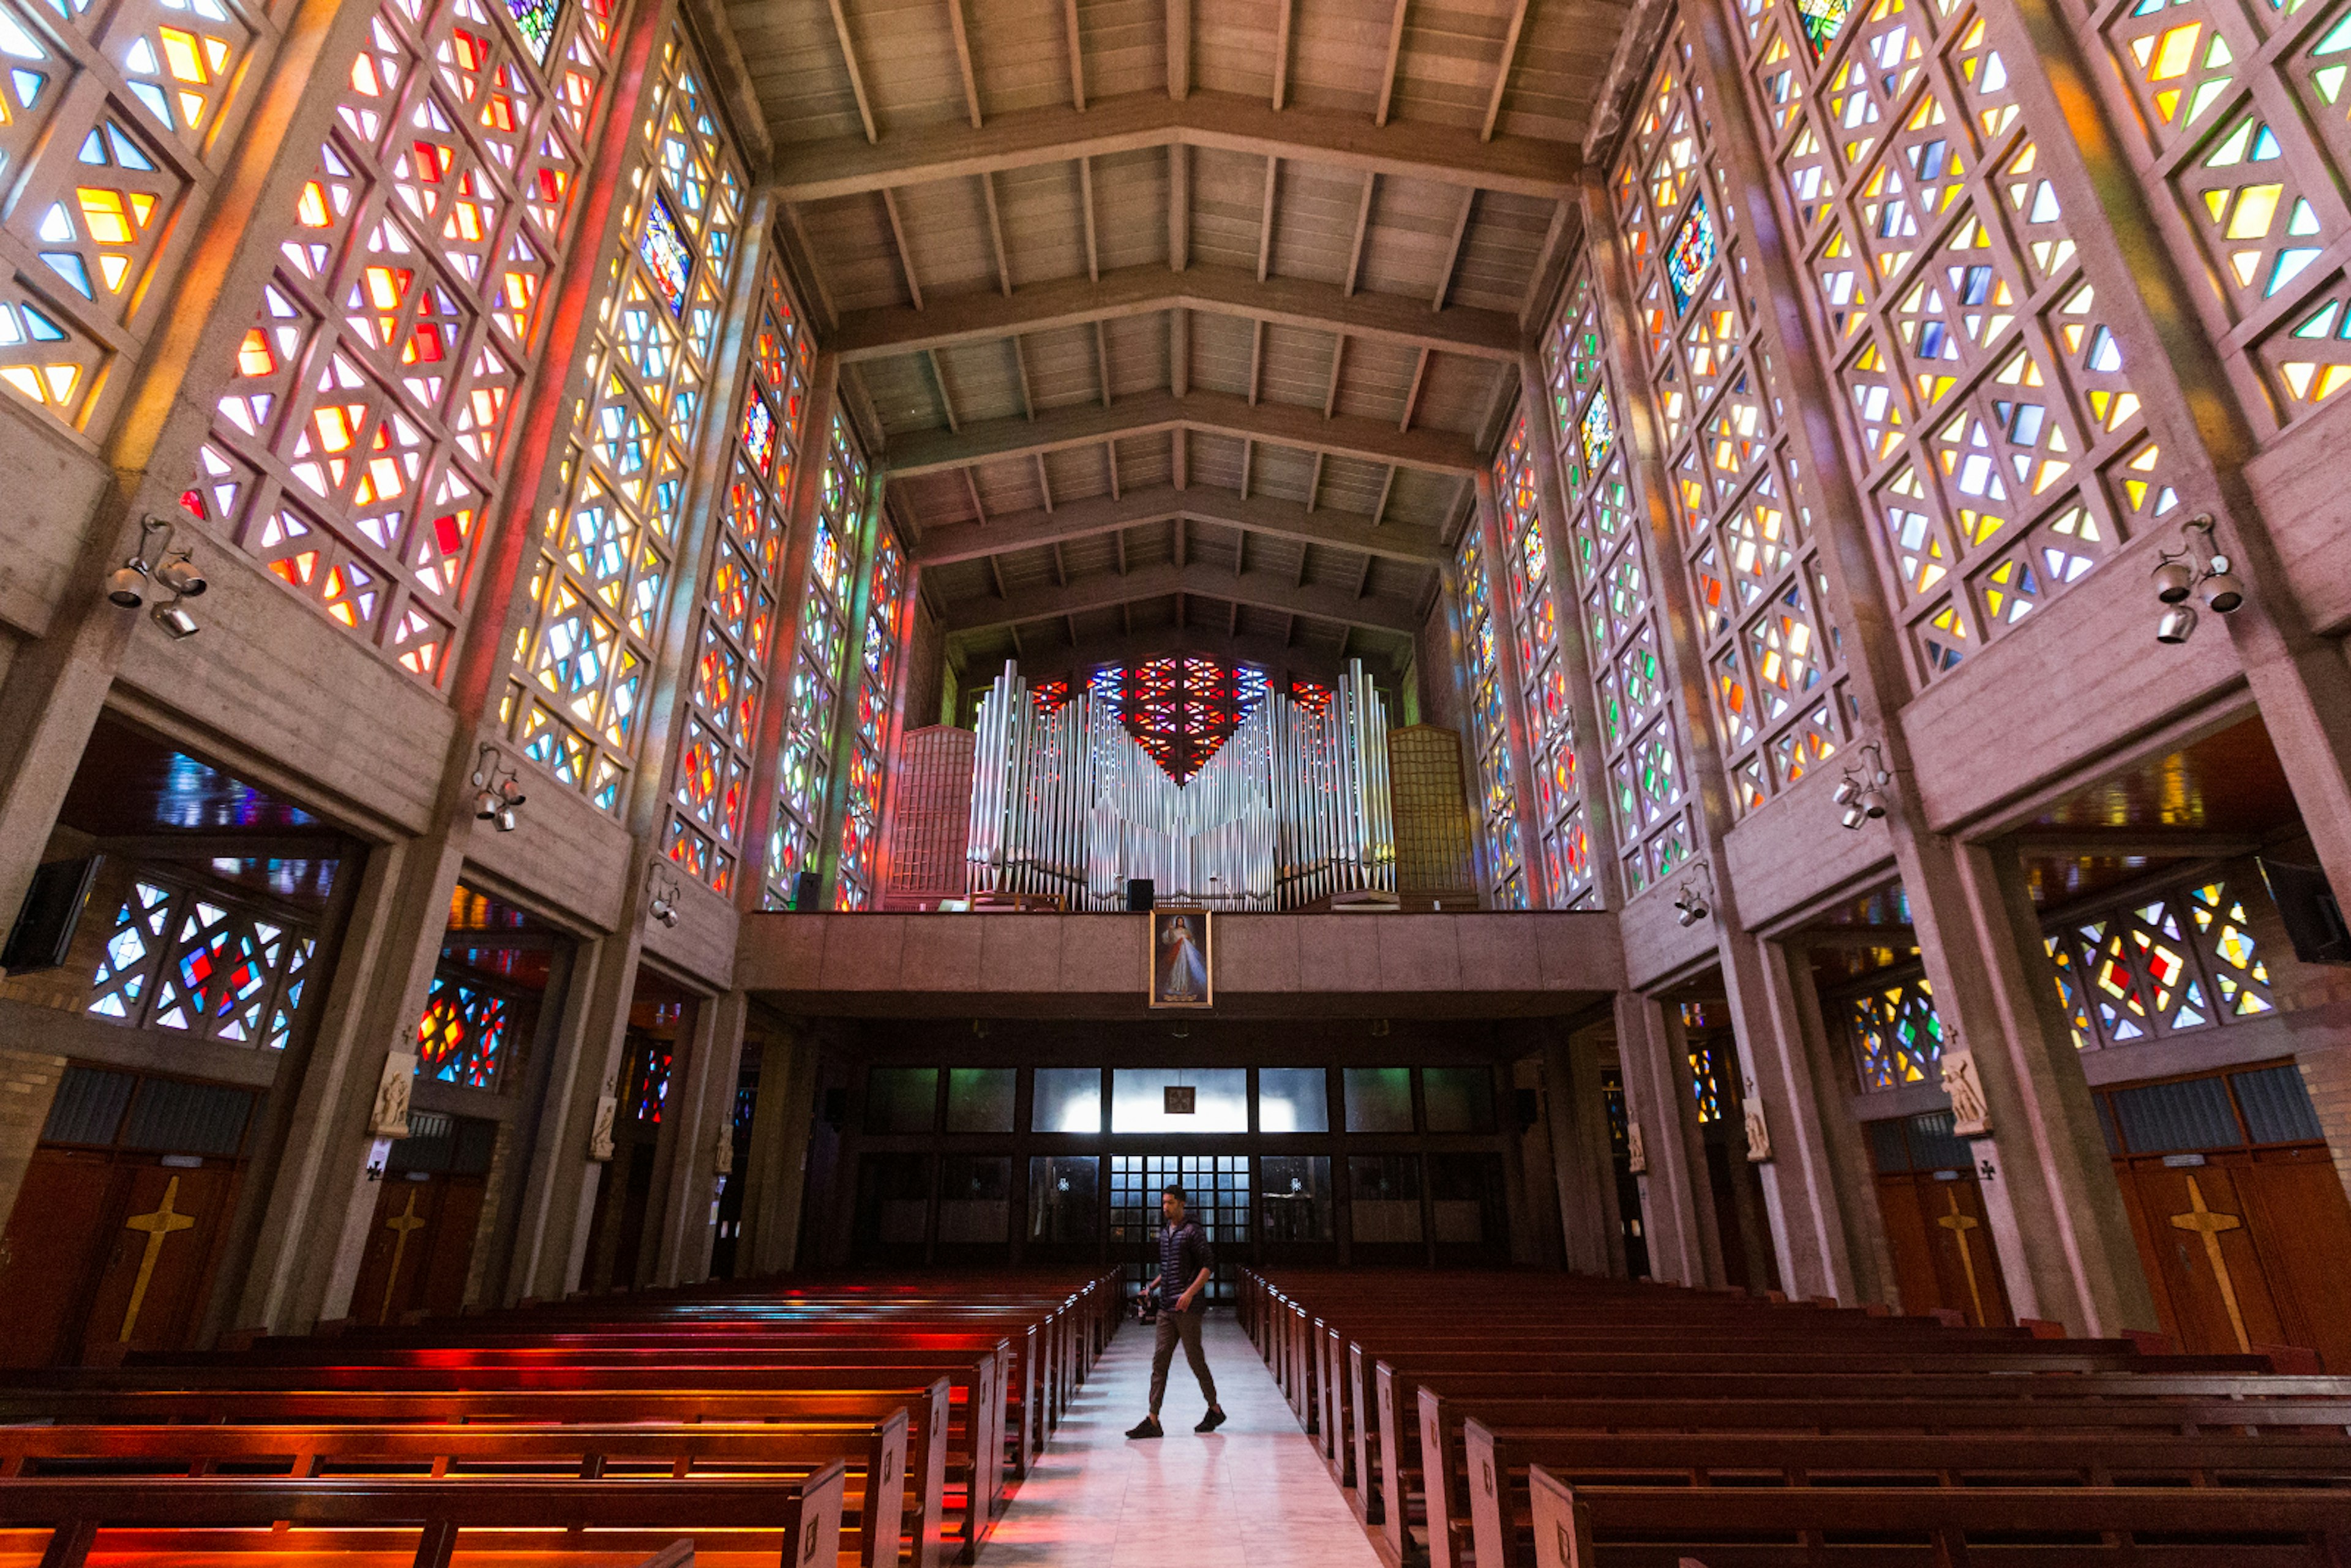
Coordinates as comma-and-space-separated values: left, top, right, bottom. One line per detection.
639, 191, 693, 317
740, 392, 775, 474
1666, 198, 1716, 316
505, 0, 561, 63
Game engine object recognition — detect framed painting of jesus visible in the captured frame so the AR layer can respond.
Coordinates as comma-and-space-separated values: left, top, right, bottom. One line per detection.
1147, 907, 1213, 1008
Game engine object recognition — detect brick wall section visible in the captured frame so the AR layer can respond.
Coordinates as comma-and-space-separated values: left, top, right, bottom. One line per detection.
0, 1048, 67, 1257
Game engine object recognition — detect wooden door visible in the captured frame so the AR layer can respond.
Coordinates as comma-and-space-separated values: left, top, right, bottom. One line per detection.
0, 1149, 118, 1366
72, 1158, 240, 1363
2113, 1146, 2351, 1367
1876, 1171, 2014, 1327
349, 1172, 486, 1325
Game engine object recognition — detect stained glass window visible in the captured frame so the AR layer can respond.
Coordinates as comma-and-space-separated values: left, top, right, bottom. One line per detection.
414, 970, 511, 1089
504, 0, 560, 63
0, 0, 278, 440
86, 871, 316, 1051
1848, 973, 1945, 1090
1727, 0, 2182, 681
1796, 0, 1852, 54
765, 411, 868, 907
1588, 26, 1846, 846
1454, 522, 1526, 907
1089, 657, 1269, 784
834, 531, 906, 909
2044, 873, 2277, 1049
507, 19, 743, 813
663, 261, 809, 894
1543, 257, 1696, 892
629, 1039, 672, 1121
1492, 411, 1592, 908
2055, 0, 2351, 429
192, 0, 615, 683
637, 189, 691, 314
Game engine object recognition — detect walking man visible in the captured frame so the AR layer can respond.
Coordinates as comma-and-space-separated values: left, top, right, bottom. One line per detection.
1127, 1183, 1225, 1438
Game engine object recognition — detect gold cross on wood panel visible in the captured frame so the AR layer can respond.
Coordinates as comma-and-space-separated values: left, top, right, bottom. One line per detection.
1933, 1187, 1987, 1329
378, 1188, 428, 1325
120, 1176, 197, 1344
2168, 1172, 2250, 1352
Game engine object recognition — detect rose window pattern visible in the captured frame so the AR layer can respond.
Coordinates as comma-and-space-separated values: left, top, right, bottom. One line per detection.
191, 0, 618, 684
765, 411, 869, 909
505, 18, 742, 814
663, 259, 811, 896
1493, 410, 1594, 908
85, 873, 317, 1049
414, 969, 511, 1088
0, 0, 281, 439
1727, 0, 2183, 681
1453, 519, 1527, 907
2063, 0, 2351, 427
1847, 971, 1948, 1090
833, 530, 907, 910
2042, 873, 2276, 1050
1601, 33, 1851, 836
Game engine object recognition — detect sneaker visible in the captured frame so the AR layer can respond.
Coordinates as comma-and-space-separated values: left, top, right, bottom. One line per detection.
1126, 1416, 1163, 1439
1194, 1406, 1226, 1433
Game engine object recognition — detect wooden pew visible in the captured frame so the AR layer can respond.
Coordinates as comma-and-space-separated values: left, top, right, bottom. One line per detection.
0, 1380, 960, 1568
0, 1466, 848, 1568
1526, 1466, 2351, 1568
1466, 1423, 2351, 1568
0, 1415, 906, 1568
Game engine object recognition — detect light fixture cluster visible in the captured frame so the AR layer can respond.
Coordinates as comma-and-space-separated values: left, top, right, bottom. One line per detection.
647, 863, 683, 929
1672, 863, 1713, 928
2152, 514, 2246, 644
471, 743, 527, 832
105, 516, 208, 639
1833, 741, 1894, 831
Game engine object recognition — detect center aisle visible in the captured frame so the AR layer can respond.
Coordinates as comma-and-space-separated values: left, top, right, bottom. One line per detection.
978, 1311, 1383, 1568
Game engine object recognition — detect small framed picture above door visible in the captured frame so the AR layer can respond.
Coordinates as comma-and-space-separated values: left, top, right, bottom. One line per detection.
1147, 907, 1213, 1008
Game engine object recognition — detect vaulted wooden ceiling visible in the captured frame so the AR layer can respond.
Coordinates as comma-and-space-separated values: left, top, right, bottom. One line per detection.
721, 0, 1627, 686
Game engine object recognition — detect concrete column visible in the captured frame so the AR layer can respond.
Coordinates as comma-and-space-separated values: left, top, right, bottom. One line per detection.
1615, 990, 1710, 1286
646, 988, 744, 1286
1540, 1022, 1624, 1277
740, 1016, 821, 1275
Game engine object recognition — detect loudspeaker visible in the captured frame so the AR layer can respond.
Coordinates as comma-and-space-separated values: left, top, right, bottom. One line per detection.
2261, 857, 2351, 964
1125, 878, 1154, 912
792, 871, 823, 912
1, 856, 96, 973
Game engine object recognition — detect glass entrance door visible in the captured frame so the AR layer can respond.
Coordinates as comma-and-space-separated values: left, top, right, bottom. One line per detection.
1111, 1152, 1250, 1305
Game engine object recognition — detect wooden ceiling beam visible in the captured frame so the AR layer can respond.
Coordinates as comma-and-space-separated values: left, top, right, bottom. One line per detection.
940, 560, 1423, 634
961, 467, 986, 525
1400, 347, 1429, 433
925, 347, 958, 430
1370, 463, 1396, 526
1343, 174, 1375, 296
945, 0, 983, 129
768, 92, 1579, 203
1322, 334, 1346, 416
980, 173, 1012, 296
1011, 334, 1036, 419
1079, 156, 1101, 282
1168, 144, 1189, 271
880, 187, 922, 309
1482, 0, 1531, 142
1035, 451, 1054, 511
828, 264, 1521, 362
885, 388, 1483, 475
910, 482, 1448, 566
825, 0, 879, 143
1374, 0, 1411, 126
1063, 0, 1086, 110
1256, 156, 1278, 281
1093, 319, 1111, 407
1166, 0, 1189, 100
1433, 186, 1474, 311
1272, 0, 1294, 109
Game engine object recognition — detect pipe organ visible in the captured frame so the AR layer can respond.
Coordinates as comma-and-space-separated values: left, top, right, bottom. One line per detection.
966, 661, 1397, 911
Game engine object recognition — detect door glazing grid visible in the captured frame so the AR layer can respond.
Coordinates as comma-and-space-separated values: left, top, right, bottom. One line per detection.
1112, 1153, 1248, 1305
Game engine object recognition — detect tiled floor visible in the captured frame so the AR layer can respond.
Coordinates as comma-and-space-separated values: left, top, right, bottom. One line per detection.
978, 1312, 1384, 1568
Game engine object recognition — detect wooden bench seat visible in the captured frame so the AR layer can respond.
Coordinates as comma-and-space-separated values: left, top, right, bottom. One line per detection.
1464, 1423, 2351, 1568
1526, 1466, 2351, 1568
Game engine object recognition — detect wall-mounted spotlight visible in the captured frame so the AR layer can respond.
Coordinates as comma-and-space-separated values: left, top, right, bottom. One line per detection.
1672, 863, 1714, 928
647, 863, 683, 929
470, 743, 527, 832
1833, 741, 1894, 831
2151, 514, 2246, 644
107, 516, 209, 637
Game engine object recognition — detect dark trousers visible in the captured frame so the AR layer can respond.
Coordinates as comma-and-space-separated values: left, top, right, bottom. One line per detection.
1149, 1304, 1216, 1413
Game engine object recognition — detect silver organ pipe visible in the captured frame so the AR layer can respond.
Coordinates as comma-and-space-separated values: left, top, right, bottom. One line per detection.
964, 659, 1397, 911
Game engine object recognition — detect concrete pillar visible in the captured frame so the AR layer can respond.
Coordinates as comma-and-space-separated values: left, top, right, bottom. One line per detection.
1540, 1022, 1624, 1277
1615, 991, 1710, 1286
740, 1013, 821, 1275
647, 988, 744, 1286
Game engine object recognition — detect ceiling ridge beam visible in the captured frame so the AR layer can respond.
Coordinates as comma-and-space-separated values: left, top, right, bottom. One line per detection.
829, 263, 1521, 362
768, 90, 1580, 203
883, 388, 1483, 476
941, 560, 1423, 634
